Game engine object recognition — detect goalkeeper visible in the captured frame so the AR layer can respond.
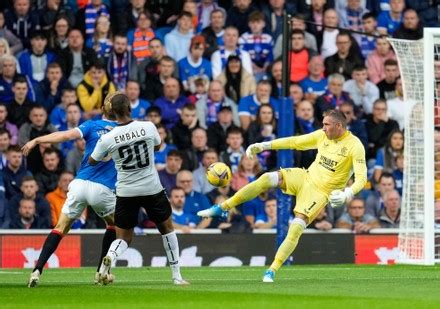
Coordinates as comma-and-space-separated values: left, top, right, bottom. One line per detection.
198, 110, 367, 282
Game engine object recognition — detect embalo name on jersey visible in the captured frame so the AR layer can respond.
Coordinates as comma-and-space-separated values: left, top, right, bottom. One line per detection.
114, 129, 147, 144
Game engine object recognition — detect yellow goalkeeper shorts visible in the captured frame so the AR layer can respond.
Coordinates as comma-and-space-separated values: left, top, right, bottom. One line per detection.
280, 168, 329, 222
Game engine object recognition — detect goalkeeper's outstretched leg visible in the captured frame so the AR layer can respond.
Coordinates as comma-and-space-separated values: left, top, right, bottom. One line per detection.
197, 171, 283, 218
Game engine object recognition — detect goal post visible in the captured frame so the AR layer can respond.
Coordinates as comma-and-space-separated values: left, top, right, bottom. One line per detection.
387, 28, 440, 265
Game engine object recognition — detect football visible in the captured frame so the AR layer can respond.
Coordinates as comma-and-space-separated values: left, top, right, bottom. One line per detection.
206, 162, 232, 187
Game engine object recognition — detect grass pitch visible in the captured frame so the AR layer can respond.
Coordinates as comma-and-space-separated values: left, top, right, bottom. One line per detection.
1, 265, 440, 308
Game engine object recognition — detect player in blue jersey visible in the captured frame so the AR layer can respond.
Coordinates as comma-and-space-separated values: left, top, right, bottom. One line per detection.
22, 102, 118, 288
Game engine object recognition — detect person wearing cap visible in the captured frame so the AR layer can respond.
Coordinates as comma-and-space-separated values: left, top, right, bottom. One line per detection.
77, 60, 116, 117
18, 31, 57, 83
207, 102, 240, 153
178, 35, 212, 94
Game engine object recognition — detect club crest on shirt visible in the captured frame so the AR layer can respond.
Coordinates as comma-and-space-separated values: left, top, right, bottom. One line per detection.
338, 147, 348, 157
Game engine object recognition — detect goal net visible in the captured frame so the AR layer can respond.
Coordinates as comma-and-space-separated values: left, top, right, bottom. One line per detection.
388, 29, 440, 265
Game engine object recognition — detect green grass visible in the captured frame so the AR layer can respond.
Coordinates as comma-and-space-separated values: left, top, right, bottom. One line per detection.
1, 265, 440, 308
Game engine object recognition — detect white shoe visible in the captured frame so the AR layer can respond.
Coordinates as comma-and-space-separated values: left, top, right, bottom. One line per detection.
98, 256, 113, 285
95, 272, 115, 285
28, 269, 40, 288
262, 269, 275, 283
173, 278, 190, 285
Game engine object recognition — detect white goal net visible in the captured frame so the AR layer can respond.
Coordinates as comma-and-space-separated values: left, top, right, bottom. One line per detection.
388, 29, 440, 265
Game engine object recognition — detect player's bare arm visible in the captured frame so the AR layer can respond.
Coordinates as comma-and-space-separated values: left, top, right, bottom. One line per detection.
22, 129, 82, 156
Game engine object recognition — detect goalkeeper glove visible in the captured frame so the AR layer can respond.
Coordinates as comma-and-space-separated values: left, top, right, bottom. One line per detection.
245, 142, 271, 159
329, 187, 354, 208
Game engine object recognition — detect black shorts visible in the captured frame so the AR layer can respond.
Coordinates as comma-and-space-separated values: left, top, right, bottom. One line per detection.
115, 190, 172, 229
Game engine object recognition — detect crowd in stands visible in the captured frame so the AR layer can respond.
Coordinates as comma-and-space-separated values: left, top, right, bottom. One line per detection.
0, 0, 438, 233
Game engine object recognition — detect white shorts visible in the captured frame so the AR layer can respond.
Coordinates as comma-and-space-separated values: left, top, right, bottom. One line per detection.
61, 179, 116, 219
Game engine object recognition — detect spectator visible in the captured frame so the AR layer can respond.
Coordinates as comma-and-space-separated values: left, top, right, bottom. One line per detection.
193, 148, 218, 194
158, 150, 183, 194
406, 0, 439, 27
178, 35, 212, 94
225, 0, 257, 35
18, 31, 57, 83
366, 36, 397, 84
10, 198, 51, 229
0, 37, 11, 58
171, 104, 199, 151
0, 11, 23, 55
338, 0, 369, 45
207, 104, 240, 153
274, 14, 318, 59
247, 104, 277, 170
230, 154, 261, 192
145, 105, 162, 125
7, 76, 34, 128
365, 172, 396, 217
220, 127, 246, 173
238, 80, 277, 131
176, 170, 211, 228
239, 11, 273, 81
18, 105, 57, 147
144, 55, 176, 101
3, 145, 31, 200
0, 103, 18, 145
386, 77, 404, 130
315, 73, 353, 121
254, 197, 277, 229
154, 77, 189, 130
290, 83, 305, 106
182, 0, 199, 34
343, 65, 380, 115
262, 0, 297, 41
47, 16, 71, 53
306, 0, 329, 38
365, 99, 400, 161
377, 0, 404, 35
201, 8, 226, 59
0, 171, 8, 228
393, 8, 423, 40
373, 129, 404, 183
107, 34, 137, 90
58, 29, 98, 88
339, 102, 368, 150
65, 138, 85, 175
377, 59, 399, 100
45, 171, 74, 227
336, 197, 381, 233
49, 88, 78, 130
154, 124, 177, 171
34, 62, 71, 113
40, 0, 75, 31
34, 147, 63, 195
359, 12, 379, 60
170, 186, 193, 232
324, 31, 363, 80
197, 0, 220, 32
181, 127, 209, 171
126, 80, 150, 120
8, 175, 51, 226
75, 0, 110, 40
269, 60, 283, 99
289, 29, 318, 83
138, 38, 166, 96
115, 0, 148, 34
196, 80, 239, 129
211, 26, 253, 79
77, 60, 116, 117
318, 8, 340, 59
0, 55, 35, 102
4, 0, 41, 48
85, 15, 113, 61
294, 100, 321, 168
127, 10, 155, 64
379, 189, 401, 228
392, 154, 403, 196
299, 55, 328, 105
309, 205, 335, 231
0, 128, 11, 170
164, 11, 195, 62
59, 104, 82, 157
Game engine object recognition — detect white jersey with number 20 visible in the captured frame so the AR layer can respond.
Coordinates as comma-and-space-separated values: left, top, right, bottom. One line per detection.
91, 120, 163, 197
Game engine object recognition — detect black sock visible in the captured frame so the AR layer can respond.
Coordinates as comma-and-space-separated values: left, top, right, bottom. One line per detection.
97, 227, 116, 272
33, 231, 63, 274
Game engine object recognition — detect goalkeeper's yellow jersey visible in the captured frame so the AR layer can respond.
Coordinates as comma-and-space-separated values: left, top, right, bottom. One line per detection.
272, 130, 367, 195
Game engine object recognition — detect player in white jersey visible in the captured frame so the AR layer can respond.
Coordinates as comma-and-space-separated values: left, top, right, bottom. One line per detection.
89, 92, 188, 285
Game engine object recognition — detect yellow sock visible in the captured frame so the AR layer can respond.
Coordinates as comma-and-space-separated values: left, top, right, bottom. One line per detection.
270, 219, 306, 272
221, 173, 276, 210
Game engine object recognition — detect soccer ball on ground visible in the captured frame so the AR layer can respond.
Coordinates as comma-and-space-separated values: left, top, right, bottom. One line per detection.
206, 162, 232, 187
